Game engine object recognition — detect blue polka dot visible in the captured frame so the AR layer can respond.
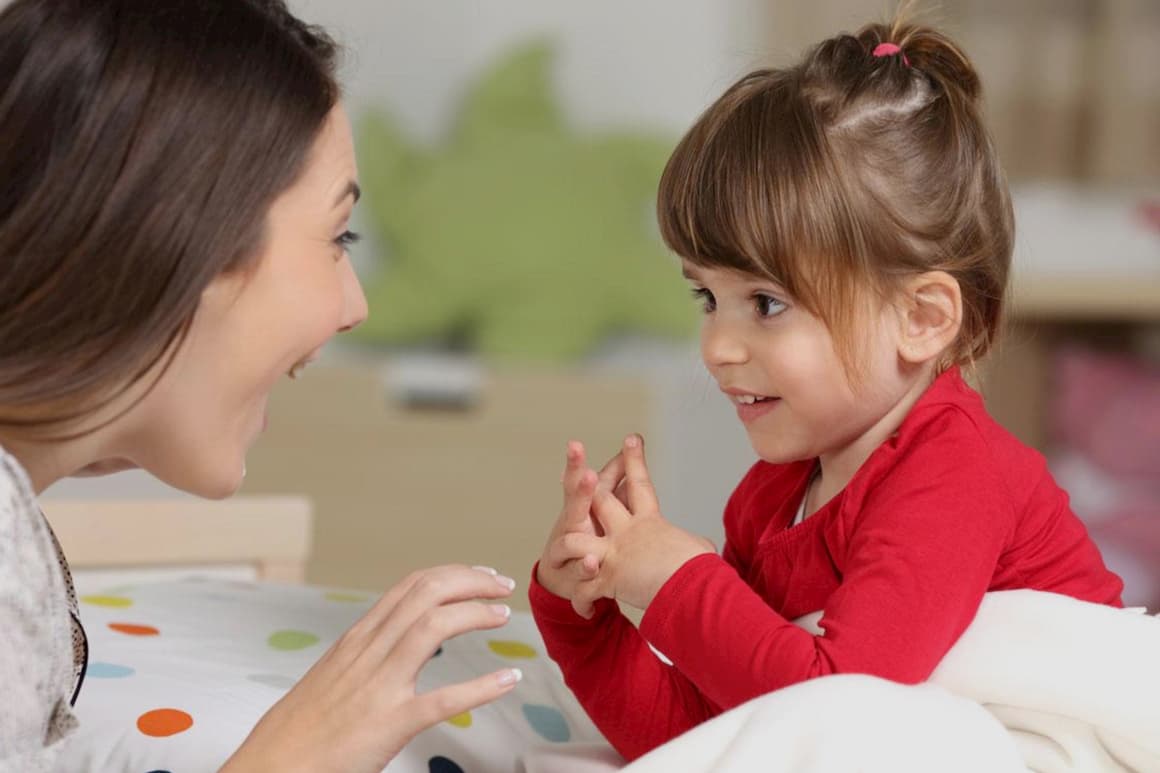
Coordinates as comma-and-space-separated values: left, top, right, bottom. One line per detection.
247, 673, 297, 690
522, 703, 570, 742
428, 756, 464, 773
88, 662, 135, 679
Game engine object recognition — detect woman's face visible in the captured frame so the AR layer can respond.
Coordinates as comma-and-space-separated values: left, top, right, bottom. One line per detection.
121, 105, 367, 498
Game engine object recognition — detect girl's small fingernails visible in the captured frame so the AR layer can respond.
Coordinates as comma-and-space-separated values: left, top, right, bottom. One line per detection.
625, 434, 640, 448
496, 575, 516, 591
498, 668, 523, 687
472, 566, 498, 576
490, 604, 512, 619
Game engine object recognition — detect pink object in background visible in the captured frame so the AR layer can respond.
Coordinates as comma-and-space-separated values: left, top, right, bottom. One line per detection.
1052, 347, 1160, 479
1049, 347, 1160, 610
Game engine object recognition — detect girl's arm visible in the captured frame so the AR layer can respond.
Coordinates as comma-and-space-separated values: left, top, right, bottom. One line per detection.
636, 421, 1012, 711
529, 568, 719, 762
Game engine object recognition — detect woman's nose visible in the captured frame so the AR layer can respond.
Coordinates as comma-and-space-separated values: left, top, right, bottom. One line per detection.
337, 259, 368, 333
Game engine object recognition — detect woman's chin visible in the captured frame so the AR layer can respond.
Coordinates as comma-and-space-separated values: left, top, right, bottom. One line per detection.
71, 458, 139, 477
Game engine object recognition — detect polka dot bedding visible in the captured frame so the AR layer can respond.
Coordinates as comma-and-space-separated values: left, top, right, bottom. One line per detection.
62, 578, 606, 772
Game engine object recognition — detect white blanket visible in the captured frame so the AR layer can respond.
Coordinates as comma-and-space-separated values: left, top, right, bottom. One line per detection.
522, 591, 1160, 773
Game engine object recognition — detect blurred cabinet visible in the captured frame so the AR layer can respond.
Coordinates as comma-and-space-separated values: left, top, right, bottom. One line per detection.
241, 363, 650, 606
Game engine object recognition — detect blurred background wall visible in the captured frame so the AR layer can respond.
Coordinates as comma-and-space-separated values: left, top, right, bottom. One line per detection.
46, 0, 1160, 608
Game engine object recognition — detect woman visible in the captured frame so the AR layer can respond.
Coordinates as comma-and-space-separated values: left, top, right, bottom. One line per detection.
0, 1, 520, 770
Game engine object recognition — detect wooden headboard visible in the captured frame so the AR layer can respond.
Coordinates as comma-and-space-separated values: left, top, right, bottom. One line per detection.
41, 497, 313, 583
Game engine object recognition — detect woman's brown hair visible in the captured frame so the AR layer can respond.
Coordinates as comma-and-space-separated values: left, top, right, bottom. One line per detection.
0, 0, 340, 433
657, 11, 1014, 376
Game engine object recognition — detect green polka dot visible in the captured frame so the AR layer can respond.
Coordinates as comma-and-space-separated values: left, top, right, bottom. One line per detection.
81, 595, 134, 608
487, 640, 538, 659
325, 592, 370, 603
267, 630, 320, 651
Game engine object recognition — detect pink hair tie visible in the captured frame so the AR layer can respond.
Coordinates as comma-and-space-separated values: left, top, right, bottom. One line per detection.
872, 42, 910, 66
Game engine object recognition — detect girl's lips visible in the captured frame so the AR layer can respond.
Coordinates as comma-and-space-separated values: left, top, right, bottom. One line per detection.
735, 396, 781, 423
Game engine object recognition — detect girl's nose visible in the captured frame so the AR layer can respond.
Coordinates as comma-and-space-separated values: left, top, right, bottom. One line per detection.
701, 317, 749, 368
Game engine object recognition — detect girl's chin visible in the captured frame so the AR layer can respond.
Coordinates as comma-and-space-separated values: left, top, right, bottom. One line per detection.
72, 458, 139, 477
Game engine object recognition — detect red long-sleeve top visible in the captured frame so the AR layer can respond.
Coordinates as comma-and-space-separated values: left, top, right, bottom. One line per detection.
530, 368, 1124, 761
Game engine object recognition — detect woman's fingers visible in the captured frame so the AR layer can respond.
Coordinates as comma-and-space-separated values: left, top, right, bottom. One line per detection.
406, 666, 523, 737
385, 599, 513, 675
364, 565, 515, 657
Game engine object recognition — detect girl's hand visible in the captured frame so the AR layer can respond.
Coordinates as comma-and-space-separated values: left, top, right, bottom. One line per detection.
220, 564, 520, 773
576, 435, 716, 611
536, 441, 609, 618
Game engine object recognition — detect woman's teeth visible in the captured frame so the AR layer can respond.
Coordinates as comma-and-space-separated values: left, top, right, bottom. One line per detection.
733, 394, 771, 405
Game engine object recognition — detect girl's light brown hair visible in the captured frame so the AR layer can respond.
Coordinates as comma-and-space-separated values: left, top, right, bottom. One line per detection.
657, 11, 1014, 375
0, 0, 339, 435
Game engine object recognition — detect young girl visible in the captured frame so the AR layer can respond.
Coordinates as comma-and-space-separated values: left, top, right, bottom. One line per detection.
530, 14, 1124, 762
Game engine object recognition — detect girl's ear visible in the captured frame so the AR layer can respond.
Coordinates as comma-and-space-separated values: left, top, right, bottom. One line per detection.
895, 271, 963, 366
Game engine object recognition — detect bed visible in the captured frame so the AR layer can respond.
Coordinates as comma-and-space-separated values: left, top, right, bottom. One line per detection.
45, 498, 609, 772
44, 495, 1160, 773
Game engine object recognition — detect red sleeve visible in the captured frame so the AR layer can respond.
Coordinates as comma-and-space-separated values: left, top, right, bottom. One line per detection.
528, 565, 719, 761
638, 411, 1015, 710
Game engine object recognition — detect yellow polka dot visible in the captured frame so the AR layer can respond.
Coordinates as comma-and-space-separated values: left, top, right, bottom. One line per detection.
447, 711, 472, 728
487, 640, 538, 659
81, 595, 133, 608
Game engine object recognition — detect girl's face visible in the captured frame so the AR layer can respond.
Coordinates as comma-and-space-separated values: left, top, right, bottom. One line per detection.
119, 105, 368, 498
683, 260, 916, 474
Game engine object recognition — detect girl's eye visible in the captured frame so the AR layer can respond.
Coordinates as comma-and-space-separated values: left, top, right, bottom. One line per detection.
755, 293, 787, 318
690, 287, 716, 313
335, 230, 361, 251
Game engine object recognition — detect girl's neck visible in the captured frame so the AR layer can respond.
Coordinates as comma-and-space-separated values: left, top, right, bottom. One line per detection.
811, 364, 939, 514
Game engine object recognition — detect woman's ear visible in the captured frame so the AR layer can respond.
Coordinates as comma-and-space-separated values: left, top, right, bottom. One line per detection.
895, 271, 963, 366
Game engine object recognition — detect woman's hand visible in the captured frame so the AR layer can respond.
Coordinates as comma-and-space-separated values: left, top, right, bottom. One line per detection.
220, 564, 520, 773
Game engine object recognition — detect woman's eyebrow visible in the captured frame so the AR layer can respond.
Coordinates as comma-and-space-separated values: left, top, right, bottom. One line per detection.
333, 180, 361, 209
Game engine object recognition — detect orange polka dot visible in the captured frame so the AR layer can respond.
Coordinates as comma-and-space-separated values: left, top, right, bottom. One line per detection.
109, 623, 160, 636
137, 708, 193, 737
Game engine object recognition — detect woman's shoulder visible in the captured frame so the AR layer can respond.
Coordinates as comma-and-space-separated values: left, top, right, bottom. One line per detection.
0, 444, 41, 539
0, 445, 78, 762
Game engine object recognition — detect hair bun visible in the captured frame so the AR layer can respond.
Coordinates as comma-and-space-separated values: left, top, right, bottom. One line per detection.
891, 23, 982, 104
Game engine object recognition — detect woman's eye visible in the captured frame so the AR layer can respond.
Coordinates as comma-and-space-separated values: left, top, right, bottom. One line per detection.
335, 230, 361, 250
755, 293, 787, 318
690, 287, 716, 313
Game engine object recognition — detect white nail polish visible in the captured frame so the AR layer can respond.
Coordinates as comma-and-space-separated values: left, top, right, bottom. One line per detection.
472, 565, 498, 576
496, 575, 516, 591
498, 668, 522, 687
490, 604, 511, 619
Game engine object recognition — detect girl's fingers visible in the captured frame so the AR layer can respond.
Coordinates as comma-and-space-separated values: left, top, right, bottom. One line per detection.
622, 434, 660, 514
591, 486, 632, 535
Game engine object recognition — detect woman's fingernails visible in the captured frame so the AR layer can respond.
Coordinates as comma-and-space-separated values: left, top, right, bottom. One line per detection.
498, 668, 523, 687
490, 604, 512, 619
496, 575, 516, 591
473, 566, 498, 576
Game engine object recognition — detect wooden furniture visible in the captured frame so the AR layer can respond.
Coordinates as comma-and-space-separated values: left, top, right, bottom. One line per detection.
43, 497, 313, 583
240, 364, 651, 605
